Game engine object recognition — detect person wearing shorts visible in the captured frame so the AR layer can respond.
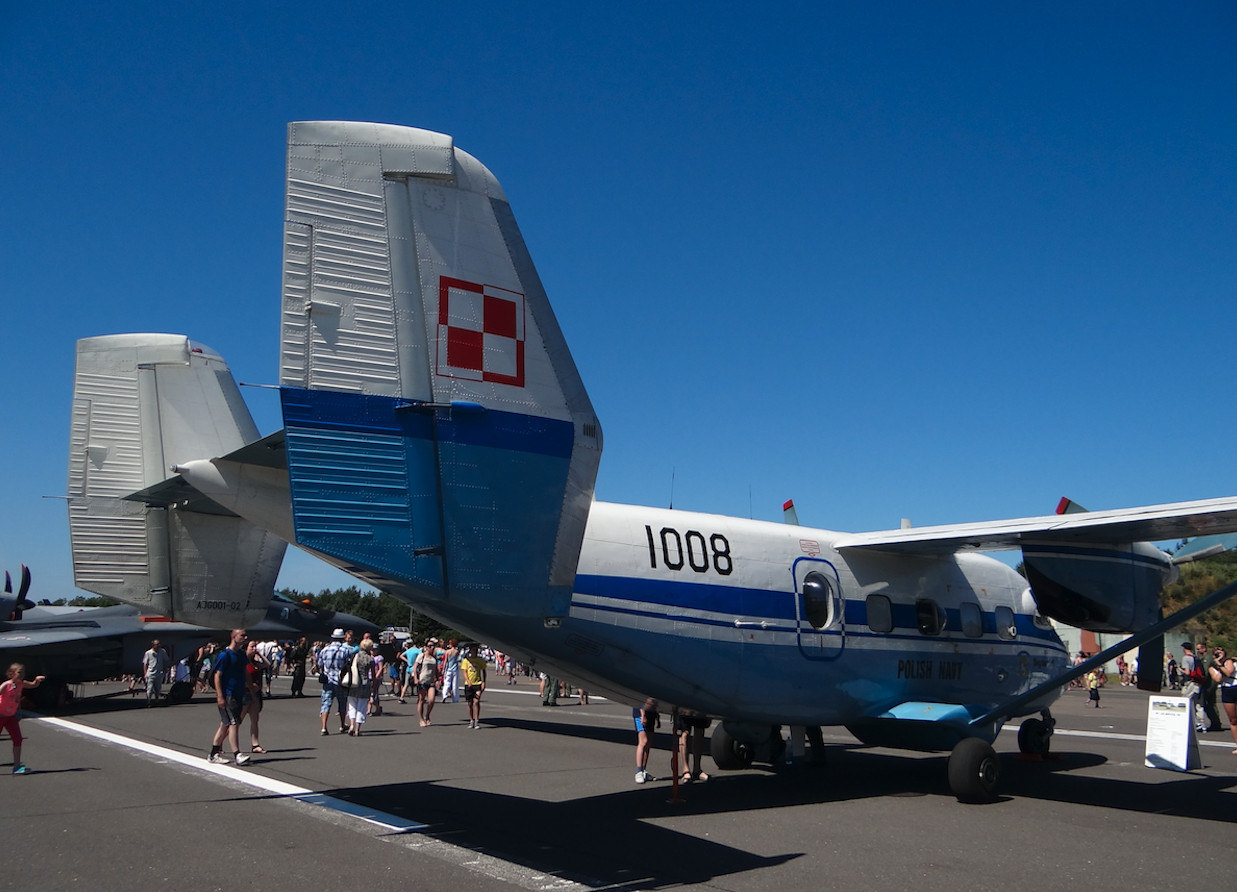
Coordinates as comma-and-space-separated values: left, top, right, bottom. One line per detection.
317, 629, 353, 735
1210, 646, 1237, 753
209, 629, 251, 765
633, 698, 659, 783
462, 644, 487, 728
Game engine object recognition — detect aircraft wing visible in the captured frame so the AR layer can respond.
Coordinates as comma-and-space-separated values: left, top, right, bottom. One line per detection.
832, 495, 1237, 555
0, 622, 104, 648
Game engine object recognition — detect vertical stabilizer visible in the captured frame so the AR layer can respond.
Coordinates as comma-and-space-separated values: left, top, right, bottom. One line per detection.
68, 335, 286, 626
276, 122, 601, 621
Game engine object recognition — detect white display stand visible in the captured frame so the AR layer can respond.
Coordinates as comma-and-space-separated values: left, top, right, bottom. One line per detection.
1144, 695, 1202, 771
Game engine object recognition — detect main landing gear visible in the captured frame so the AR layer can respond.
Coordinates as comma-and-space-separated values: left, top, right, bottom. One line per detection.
947, 737, 1001, 803
710, 722, 756, 770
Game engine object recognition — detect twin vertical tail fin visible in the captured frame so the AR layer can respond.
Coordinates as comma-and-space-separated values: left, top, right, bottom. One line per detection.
274, 122, 602, 622
67, 335, 286, 626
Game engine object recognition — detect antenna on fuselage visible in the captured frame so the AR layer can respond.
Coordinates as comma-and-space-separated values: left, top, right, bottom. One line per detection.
669, 467, 675, 510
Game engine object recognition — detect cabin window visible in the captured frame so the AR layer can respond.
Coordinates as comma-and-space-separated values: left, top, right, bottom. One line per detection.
960, 601, 983, 638
866, 594, 893, 633
802, 571, 835, 630
915, 598, 946, 636
996, 605, 1017, 640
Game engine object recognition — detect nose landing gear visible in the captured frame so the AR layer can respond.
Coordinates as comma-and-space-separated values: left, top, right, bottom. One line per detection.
1016, 710, 1055, 757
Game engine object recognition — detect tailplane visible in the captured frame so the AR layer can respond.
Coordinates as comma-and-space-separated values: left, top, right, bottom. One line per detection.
67, 335, 286, 626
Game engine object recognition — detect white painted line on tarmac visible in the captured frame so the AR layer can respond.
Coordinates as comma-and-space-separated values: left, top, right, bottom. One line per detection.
1000, 723, 1237, 749
34, 715, 593, 892
35, 715, 418, 830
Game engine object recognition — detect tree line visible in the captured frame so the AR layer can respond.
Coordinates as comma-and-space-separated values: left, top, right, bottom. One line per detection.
1160, 551, 1237, 653
279, 586, 462, 643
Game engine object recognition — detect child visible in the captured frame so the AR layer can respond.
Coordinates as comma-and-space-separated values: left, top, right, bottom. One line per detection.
633, 697, 660, 783
1, 663, 45, 774
1087, 669, 1101, 708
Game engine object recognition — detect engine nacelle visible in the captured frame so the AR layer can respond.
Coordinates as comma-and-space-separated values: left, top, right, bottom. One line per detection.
1022, 540, 1173, 633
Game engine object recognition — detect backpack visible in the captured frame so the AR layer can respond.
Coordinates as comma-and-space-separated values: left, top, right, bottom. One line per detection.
337, 654, 357, 692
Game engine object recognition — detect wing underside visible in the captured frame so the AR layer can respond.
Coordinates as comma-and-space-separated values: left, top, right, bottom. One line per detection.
833, 496, 1237, 554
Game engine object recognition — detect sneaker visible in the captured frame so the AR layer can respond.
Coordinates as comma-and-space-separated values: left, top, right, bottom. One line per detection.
321, 729, 329, 736
208, 753, 230, 764
635, 770, 647, 784
234, 753, 251, 766
12, 764, 29, 775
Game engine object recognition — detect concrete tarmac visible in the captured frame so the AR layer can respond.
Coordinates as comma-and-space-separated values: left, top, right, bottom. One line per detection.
5, 675, 1237, 892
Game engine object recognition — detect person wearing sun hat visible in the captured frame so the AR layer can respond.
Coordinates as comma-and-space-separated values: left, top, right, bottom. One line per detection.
316, 629, 352, 736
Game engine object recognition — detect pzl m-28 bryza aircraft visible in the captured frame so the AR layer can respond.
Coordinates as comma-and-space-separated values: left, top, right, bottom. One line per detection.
66, 122, 1237, 801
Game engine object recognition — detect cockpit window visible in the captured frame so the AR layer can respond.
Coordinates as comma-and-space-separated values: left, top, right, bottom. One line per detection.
866, 594, 893, 633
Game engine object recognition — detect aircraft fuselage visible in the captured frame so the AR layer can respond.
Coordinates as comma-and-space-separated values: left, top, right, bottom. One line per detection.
365, 501, 1068, 742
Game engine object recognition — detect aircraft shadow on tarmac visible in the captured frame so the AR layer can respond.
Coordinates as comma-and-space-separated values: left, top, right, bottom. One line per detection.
314, 745, 1237, 889
483, 716, 1237, 822
485, 716, 633, 747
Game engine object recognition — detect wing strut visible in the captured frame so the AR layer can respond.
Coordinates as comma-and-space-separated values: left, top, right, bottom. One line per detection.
969, 578, 1237, 729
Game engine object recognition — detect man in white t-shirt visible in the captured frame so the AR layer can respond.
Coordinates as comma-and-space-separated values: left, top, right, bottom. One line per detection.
141, 640, 170, 707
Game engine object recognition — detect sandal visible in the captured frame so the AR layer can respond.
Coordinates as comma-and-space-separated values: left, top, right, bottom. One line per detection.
680, 772, 692, 783
251, 746, 267, 754
692, 771, 709, 782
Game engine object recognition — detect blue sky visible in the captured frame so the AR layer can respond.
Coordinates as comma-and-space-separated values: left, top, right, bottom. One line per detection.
2, 3, 1235, 598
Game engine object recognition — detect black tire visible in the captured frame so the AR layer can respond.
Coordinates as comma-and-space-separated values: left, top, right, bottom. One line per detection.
947, 738, 1001, 803
1017, 717, 1051, 755
710, 724, 755, 771
167, 682, 194, 705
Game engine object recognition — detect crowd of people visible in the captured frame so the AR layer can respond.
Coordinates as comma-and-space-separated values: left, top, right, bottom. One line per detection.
15, 626, 1237, 777
204, 628, 497, 764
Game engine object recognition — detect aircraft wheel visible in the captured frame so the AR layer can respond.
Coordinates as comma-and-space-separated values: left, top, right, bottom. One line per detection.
947, 738, 1001, 803
1017, 717, 1051, 756
167, 682, 194, 705
710, 724, 755, 771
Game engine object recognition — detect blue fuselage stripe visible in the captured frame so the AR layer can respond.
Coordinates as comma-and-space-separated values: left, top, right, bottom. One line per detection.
573, 574, 1064, 650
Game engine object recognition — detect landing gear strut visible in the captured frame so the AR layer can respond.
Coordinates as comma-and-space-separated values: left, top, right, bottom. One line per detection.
947, 737, 1001, 803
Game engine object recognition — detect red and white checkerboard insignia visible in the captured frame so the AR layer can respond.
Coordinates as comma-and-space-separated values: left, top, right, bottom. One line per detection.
436, 276, 525, 387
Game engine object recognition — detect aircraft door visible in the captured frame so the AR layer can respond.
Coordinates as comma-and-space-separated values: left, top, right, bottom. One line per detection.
792, 558, 845, 660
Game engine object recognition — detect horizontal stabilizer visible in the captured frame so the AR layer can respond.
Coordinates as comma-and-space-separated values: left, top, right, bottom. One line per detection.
67, 335, 286, 626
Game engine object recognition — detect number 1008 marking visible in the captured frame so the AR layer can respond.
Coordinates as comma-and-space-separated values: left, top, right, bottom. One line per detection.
645, 525, 733, 576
